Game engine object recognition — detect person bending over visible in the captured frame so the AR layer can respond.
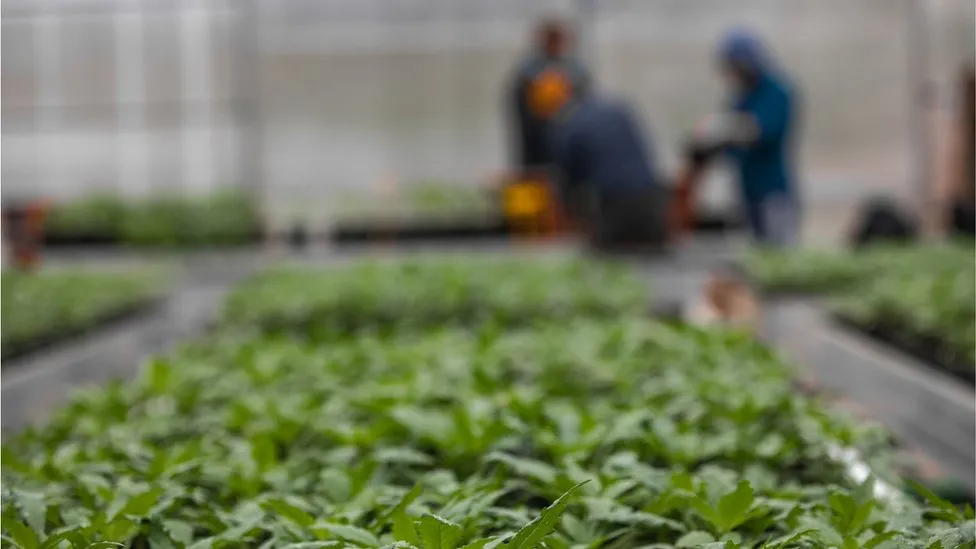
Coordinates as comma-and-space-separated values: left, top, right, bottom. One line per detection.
530, 72, 668, 251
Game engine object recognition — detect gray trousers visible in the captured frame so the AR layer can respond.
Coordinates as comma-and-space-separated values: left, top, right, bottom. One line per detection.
744, 193, 800, 248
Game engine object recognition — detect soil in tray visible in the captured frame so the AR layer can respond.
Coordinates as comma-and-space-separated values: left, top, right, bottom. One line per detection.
43, 233, 121, 247
43, 230, 264, 249
1, 298, 164, 364
331, 214, 741, 245
833, 314, 975, 388
330, 219, 511, 243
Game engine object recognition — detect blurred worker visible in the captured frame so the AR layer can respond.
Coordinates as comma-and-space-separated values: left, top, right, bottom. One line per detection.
686, 29, 801, 247
505, 19, 591, 180
529, 69, 668, 251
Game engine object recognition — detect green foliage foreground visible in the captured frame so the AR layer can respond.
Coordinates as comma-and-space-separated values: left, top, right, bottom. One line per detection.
2, 259, 973, 549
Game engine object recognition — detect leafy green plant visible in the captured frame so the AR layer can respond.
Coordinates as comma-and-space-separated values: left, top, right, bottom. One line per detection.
44, 193, 125, 240
830, 264, 975, 367
1, 268, 169, 360
741, 244, 972, 296
332, 183, 498, 223
221, 257, 648, 336
2, 259, 972, 548
3, 316, 971, 547
119, 190, 260, 248
43, 189, 260, 248
743, 243, 975, 369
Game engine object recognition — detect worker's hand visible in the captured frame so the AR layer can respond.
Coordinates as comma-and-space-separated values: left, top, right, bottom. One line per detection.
727, 113, 760, 145
693, 112, 759, 147
684, 140, 716, 168
692, 113, 733, 144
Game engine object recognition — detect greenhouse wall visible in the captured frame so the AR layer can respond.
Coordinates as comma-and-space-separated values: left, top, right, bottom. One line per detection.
1, 0, 973, 234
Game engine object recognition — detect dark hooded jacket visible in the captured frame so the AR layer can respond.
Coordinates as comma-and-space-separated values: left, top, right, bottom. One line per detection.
506, 53, 591, 169
548, 96, 659, 198
720, 31, 800, 204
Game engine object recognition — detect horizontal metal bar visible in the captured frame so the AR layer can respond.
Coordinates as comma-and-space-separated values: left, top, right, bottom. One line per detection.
2, 1, 238, 19
2, 98, 252, 116
1, 100, 253, 134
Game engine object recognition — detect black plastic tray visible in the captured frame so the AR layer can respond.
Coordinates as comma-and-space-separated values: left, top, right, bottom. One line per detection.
1, 298, 166, 364
330, 211, 743, 245
42, 230, 265, 249
43, 232, 121, 247
1, 275, 252, 431
832, 314, 975, 388
330, 217, 511, 244
759, 300, 976, 493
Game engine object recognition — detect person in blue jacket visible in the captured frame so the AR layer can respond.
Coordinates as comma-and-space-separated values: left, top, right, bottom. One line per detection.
694, 29, 802, 247
530, 73, 669, 250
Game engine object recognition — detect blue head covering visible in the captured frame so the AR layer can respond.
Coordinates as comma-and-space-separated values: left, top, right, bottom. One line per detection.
718, 28, 771, 74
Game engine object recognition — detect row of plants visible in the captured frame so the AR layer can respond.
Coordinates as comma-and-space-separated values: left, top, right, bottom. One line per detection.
740, 244, 971, 296
741, 243, 975, 376
43, 190, 260, 248
1, 268, 170, 361
830, 266, 975, 379
331, 183, 499, 223
2, 257, 973, 548
222, 258, 647, 336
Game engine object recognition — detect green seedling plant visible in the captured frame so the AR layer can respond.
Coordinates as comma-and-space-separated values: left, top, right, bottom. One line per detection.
221, 258, 648, 337
1, 268, 169, 359
742, 243, 972, 296
3, 260, 973, 548
743, 243, 975, 369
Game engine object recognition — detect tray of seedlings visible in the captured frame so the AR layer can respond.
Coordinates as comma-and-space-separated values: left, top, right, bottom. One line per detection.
41, 190, 262, 249
2, 256, 974, 549
329, 184, 510, 244
0, 262, 261, 431
727, 245, 937, 300
828, 265, 975, 387
733, 243, 976, 494
736, 243, 975, 383
1, 267, 172, 363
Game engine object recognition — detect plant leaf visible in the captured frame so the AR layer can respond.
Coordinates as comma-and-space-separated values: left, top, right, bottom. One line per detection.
485, 452, 559, 485
417, 514, 464, 549
863, 531, 902, 549
263, 499, 316, 529
121, 487, 163, 520
676, 531, 715, 547
3, 518, 39, 549
313, 521, 381, 547
908, 480, 962, 515
504, 481, 587, 549
715, 481, 753, 532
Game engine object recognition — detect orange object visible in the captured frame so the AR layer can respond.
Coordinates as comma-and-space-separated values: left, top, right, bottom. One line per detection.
500, 171, 574, 240
528, 68, 574, 121
670, 165, 701, 240
3, 200, 49, 270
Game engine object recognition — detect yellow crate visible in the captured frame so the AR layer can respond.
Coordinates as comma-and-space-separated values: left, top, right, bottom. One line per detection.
503, 181, 550, 219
